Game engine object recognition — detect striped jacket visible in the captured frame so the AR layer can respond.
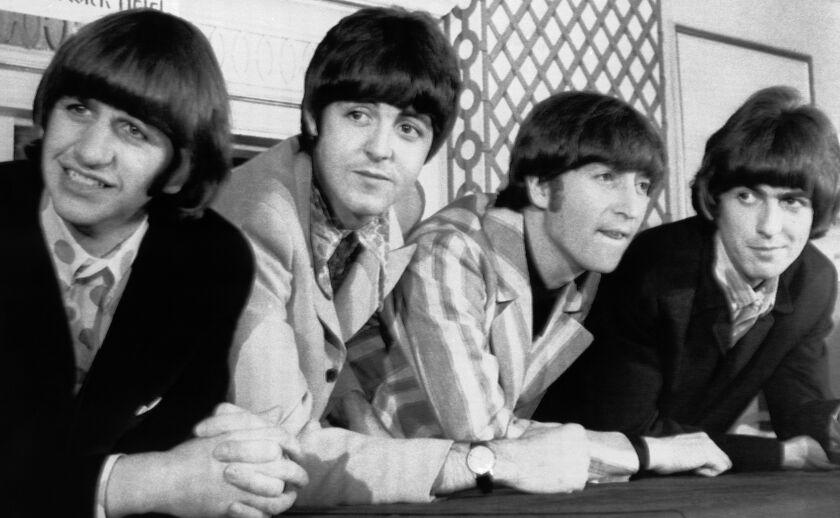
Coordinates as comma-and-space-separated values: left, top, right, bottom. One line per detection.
363, 193, 599, 441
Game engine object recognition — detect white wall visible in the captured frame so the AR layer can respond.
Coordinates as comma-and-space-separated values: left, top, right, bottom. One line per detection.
661, 0, 840, 219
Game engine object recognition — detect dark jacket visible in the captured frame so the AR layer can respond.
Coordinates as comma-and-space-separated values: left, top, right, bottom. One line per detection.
0, 160, 254, 517
537, 216, 838, 471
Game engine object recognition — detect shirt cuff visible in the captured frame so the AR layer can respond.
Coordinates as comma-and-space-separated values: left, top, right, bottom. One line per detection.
95, 454, 124, 518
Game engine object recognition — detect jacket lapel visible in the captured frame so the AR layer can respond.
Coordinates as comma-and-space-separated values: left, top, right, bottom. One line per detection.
663, 226, 733, 416
524, 272, 601, 405
282, 145, 345, 346
726, 315, 775, 376
382, 208, 416, 298
333, 247, 380, 341
4, 179, 76, 400
333, 209, 416, 342
482, 207, 532, 404
483, 207, 531, 310
692, 237, 732, 355
70, 219, 193, 447
710, 273, 795, 393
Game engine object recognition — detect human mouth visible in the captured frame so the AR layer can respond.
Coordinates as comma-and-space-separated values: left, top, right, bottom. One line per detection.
355, 169, 391, 182
64, 168, 111, 189
750, 245, 786, 256
598, 228, 633, 241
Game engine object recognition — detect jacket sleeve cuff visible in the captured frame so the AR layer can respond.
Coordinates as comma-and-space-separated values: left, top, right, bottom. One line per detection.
712, 433, 783, 471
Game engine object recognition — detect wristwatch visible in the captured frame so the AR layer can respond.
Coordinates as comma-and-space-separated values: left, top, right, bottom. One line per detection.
466, 441, 495, 493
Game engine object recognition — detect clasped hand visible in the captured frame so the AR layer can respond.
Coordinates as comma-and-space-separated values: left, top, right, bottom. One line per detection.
179, 403, 310, 517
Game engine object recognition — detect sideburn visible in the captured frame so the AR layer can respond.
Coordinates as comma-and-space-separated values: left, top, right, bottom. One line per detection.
547, 175, 565, 212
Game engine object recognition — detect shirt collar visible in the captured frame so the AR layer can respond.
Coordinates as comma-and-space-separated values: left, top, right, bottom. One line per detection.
560, 272, 599, 314
309, 178, 389, 298
713, 231, 778, 318
40, 193, 148, 289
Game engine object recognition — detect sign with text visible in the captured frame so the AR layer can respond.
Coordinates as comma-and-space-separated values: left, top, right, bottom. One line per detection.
1, 0, 179, 24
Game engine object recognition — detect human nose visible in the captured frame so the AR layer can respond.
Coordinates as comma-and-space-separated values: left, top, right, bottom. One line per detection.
73, 119, 115, 168
364, 121, 393, 161
756, 200, 782, 237
613, 176, 647, 219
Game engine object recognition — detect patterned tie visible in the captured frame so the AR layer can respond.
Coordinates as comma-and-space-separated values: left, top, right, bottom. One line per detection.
54, 234, 118, 393
730, 300, 765, 345
69, 264, 115, 392
327, 231, 362, 293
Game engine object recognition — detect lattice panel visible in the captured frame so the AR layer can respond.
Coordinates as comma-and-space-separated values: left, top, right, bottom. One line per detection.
444, 0, 669, 226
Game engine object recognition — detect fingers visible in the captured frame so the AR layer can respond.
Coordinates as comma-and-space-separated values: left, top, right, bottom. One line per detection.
646, 432, 731, 475
224, 464, 286, 497
196, 408, 275, 438
216, 439, 282, 463
692, 454, 730, 477
698, 440, 732, 476
227, 501, 268, 518
215, 402, 246, 416
805, 455, 837, 471
782, 435, 833, 470
213, 428, 303, 462
693, 466, 719, 477
224, 459, 309, 496
256, 458, 310, 489
238, 492, 298, 517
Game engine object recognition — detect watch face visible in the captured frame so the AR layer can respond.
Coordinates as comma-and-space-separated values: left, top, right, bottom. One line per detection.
467, 444, 495, 475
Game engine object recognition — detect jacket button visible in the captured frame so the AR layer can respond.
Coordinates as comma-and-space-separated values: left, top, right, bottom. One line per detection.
325, 368, 338, 383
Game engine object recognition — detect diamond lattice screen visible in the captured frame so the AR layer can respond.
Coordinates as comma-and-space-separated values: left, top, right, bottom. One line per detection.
444, 0, 668, 225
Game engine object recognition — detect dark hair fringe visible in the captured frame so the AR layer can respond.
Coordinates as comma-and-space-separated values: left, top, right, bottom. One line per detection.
690, 86, 840, 238
496, 91, 666, 211
33, 9, 231, 218
300, 7, 462, 160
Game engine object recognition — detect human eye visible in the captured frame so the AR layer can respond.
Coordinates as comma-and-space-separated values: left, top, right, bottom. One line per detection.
61, 98, 90, 118
780, 195, 811, 211
734, 189, 757, 204
397, 121, 423, 140
636, 177, 652, 196
594, 170, 617, 185
120, 121, 148, 142
346, 108, 372, 125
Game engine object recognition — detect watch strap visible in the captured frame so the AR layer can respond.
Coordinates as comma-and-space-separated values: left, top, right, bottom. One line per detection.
467, 441, 495, 494
475, 472, 493, 493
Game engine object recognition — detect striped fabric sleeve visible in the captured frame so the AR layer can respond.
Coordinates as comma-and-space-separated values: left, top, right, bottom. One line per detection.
393, 229, 529, 441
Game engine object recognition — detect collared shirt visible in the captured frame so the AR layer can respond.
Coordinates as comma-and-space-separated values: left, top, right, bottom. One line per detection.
40, 194, 148, 391
369, 195, 598, 441
309, 178, 389, 301
713, 232, 779, 346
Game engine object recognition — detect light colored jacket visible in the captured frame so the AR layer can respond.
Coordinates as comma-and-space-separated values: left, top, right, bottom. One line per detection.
214, 137, 451, 505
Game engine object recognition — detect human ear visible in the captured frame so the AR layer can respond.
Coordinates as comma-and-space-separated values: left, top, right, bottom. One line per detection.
303, 108, 318, 137
525, 176, 551, 210
162, 149, 191, 194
